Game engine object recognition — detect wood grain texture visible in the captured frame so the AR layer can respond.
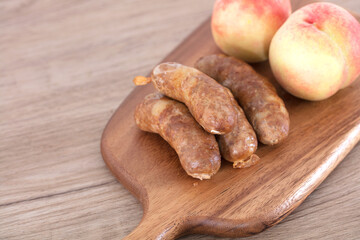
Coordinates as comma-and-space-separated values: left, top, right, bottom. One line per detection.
0, 0, 359, 239
101, 1, 360, 238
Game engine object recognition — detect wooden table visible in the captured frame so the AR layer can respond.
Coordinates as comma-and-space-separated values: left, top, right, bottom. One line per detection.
1, 0, 359, 239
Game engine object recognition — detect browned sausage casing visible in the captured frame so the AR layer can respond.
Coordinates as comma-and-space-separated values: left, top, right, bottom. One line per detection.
218, 93, 259, 168
134, 93, 221, 180
134, 63, 237, 135
195, 54, 290, 145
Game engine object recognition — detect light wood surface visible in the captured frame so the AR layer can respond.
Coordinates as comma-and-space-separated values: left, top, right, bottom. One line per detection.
1, 0, 359, 239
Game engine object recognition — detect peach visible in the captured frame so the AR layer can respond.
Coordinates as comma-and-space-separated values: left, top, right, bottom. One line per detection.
269, 2, 360, 101
211, 0, 291, 62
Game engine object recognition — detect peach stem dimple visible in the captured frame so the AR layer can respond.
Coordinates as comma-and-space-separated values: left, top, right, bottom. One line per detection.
304, 18, 322, 30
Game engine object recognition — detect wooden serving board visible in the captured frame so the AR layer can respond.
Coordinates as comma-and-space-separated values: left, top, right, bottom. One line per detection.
101, 1, 360, 239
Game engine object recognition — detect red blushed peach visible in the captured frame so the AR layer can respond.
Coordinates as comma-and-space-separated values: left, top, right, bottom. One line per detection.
211, 0, 291, 63
269, 2, 360, 101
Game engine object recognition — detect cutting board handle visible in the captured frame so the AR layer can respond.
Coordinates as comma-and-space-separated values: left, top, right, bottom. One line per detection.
123, 213, 185, 240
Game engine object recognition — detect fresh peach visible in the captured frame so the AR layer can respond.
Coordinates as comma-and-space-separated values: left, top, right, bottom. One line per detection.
211, 0, 291, 62
269, 2, 360, 101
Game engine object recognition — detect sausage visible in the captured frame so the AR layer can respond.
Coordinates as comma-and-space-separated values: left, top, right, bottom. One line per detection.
218, 92, 259, 168
195, 54, 290, 145
133, 62, 237, 135
134, 92, 221, 180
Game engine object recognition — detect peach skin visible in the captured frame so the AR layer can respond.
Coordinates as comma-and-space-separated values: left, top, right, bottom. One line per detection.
212, 0, 291, 63
269, 2, 360, 101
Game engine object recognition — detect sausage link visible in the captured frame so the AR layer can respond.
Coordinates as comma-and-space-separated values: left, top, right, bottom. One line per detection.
195, 54, 290, 145
134, 93, 221, 180
134, 62, 237, 135
218, 92, 259, 168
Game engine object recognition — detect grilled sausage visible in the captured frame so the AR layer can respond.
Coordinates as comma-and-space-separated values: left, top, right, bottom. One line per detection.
218, 92, 259, 168
195, 54, 290, 145
134, 62, 237, 135
134, 92, 221, 180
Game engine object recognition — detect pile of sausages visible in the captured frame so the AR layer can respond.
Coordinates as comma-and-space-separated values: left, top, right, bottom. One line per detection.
133, 54, 290, 180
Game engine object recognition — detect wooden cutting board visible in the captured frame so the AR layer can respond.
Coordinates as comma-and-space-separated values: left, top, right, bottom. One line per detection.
101, 1, 360, 239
